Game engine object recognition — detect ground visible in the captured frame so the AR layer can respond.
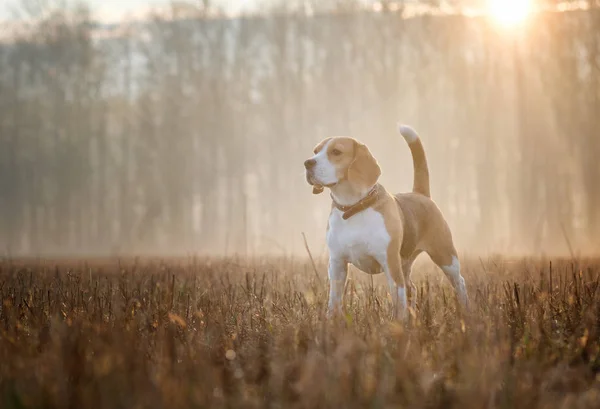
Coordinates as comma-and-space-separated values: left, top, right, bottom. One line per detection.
1, 255, 599, 408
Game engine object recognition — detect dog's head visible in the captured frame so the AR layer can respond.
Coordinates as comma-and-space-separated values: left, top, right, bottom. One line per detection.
304, 137, 381, 195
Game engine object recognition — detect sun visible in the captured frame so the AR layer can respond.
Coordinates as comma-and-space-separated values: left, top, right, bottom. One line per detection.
488, 0, 532, 27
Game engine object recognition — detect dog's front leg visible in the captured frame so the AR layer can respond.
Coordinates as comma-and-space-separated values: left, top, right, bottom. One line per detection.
327, 256, 348, 318
381, 253, 407, 321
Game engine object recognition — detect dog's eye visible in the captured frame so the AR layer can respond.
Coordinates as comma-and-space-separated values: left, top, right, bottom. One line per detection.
331, 149, 342, 156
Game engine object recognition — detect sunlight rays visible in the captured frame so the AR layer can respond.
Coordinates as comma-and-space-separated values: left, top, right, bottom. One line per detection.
488, 0, 532, 27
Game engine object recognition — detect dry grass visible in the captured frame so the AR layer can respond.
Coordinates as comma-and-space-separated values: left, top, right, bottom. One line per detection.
1, 255, 600, 408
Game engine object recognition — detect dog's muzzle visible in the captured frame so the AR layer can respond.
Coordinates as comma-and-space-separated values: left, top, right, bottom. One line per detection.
305, 173, 324, 194
304, 159, 316, 169
304, 159, 336, 194
305, 159, 320, 193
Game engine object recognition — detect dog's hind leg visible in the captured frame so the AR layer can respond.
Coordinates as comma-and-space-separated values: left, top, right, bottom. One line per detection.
427, 247, 469, 309
402, 251, 422, 311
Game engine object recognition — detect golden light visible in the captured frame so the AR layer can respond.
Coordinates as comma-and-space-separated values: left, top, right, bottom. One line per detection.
488, 0, 532, 27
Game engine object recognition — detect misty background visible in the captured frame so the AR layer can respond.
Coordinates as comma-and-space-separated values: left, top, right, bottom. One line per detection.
0, 0, 598, 257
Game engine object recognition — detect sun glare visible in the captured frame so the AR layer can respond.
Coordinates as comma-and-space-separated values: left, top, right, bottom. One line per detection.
488, 0, 532, 27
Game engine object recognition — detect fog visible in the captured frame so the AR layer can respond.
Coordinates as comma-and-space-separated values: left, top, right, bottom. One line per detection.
0, 1, 598, 258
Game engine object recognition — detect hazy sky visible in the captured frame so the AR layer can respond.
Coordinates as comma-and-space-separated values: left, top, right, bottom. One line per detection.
1, 0, 257, 21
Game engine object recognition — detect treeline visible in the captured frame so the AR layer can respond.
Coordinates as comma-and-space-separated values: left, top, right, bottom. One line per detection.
0, 2, 599, 256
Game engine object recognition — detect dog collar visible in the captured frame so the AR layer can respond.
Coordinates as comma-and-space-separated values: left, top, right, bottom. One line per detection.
331, 185, 379, 220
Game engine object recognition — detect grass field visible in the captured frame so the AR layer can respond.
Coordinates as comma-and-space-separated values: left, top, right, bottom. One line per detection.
1, 255, 600, 408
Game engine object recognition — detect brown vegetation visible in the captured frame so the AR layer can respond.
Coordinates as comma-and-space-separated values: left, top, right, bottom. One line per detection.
1, 256, 600, 408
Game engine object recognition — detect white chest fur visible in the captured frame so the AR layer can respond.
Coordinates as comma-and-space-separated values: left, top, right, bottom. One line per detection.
327, 208, 391, 274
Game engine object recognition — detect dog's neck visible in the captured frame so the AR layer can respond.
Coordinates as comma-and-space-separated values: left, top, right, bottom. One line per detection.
330, 181, 377, 207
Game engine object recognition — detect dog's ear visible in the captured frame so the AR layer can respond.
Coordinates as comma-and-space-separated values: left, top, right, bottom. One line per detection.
347, 141, 381, 190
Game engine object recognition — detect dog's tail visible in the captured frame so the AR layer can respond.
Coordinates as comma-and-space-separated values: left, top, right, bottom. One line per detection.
398, 124, 430, 198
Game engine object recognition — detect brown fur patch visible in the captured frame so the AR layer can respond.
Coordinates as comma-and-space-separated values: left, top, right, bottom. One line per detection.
373, 191, 404, 286
347, 141, 381, 192
393, 193, 457, 267
313, 137, 332, 154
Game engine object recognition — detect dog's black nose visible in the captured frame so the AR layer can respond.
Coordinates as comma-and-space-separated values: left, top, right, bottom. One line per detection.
304, 159, 316, 169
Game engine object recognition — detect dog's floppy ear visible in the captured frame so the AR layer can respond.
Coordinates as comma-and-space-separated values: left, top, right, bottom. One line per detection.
347, 141, 381, 190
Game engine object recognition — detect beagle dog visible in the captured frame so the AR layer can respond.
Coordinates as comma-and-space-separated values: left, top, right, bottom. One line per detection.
304, 124, 468, 320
